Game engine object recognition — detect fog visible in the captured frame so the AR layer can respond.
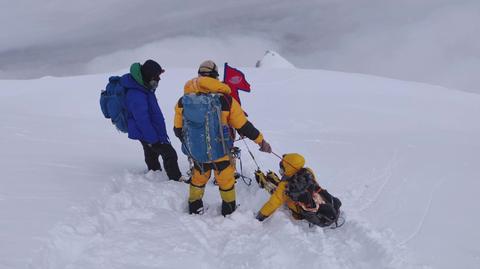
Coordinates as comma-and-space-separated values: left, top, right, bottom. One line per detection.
1, 0, 479, 92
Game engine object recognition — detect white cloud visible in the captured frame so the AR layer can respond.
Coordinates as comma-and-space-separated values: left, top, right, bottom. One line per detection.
1, 0, 479, 92
85, 35, 279, 73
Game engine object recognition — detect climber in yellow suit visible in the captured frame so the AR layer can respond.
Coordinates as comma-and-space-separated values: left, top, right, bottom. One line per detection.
174, 60, 272, 216
256, 153, 342, 227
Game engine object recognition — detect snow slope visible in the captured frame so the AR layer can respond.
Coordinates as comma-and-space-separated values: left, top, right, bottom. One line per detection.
1, 66, 479, 269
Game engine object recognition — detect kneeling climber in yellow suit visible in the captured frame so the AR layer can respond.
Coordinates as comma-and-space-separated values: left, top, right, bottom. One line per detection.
255, 153, 342, 227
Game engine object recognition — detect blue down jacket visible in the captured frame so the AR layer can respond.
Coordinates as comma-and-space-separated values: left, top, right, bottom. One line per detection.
120, 73, 169, 144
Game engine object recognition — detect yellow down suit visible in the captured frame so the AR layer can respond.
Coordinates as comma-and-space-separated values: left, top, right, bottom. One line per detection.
174, 76, 264, 213
259, 153, 320, 218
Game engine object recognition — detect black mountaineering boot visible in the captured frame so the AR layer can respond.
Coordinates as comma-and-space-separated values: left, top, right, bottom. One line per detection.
221, 200, 236, 216
189, 199, 204, 214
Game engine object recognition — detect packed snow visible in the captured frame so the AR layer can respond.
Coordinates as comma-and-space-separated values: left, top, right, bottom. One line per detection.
1, 62, 479, 268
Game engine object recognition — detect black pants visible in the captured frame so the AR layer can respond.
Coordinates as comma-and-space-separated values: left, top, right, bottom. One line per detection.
140, 142, 182, 181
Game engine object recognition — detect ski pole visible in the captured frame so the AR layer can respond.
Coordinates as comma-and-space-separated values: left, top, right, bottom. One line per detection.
272, 151, 299, 172
271, 151, 283, 160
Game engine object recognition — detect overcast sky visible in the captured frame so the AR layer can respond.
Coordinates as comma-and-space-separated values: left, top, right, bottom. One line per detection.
0, 0, 479, 92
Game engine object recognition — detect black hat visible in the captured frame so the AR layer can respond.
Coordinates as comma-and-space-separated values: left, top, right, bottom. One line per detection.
141, 60, 164, 81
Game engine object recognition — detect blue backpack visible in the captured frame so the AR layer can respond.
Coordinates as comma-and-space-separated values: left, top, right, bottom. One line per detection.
181, 93, 233, 163
99, 76, 128, 133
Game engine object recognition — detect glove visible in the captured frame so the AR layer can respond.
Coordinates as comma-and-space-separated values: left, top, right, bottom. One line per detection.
173, 127, 184, 143
258, 140, 272, 153
256, 212, 267, 222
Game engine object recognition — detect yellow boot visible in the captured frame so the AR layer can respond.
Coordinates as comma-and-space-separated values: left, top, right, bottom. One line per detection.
189, 184, 205, 214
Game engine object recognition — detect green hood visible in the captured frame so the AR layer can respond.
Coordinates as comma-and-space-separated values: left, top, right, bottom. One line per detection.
130, 63, 144, 86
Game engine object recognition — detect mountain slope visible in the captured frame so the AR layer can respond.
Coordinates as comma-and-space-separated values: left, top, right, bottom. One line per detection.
1, 68, 479, 268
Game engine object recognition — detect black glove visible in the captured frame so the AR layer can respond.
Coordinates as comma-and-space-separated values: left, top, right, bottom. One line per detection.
173, 127, 184, 143
256, 212, 267, 222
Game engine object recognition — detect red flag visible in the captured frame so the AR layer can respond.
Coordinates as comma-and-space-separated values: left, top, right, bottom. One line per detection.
223, 63, 251, 105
